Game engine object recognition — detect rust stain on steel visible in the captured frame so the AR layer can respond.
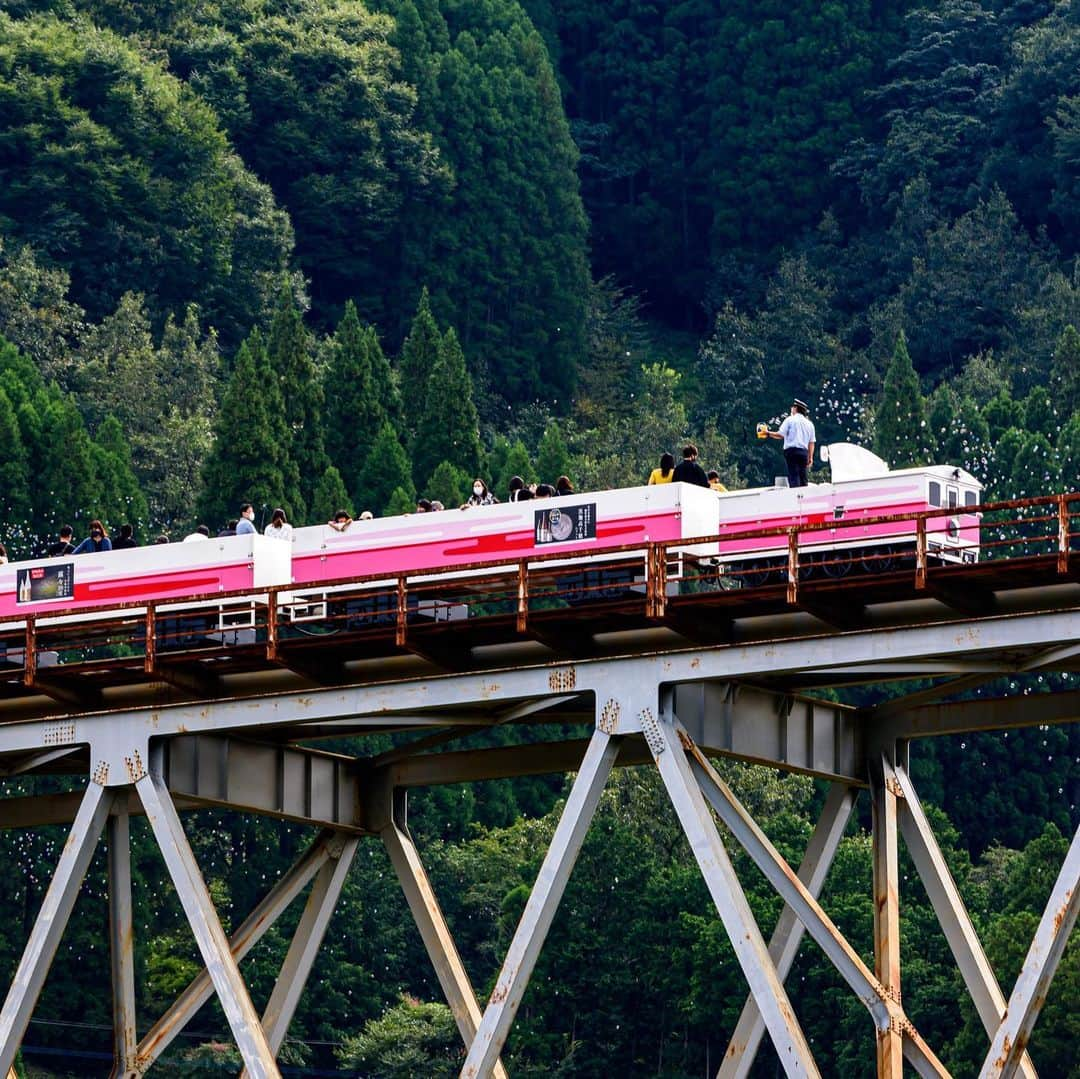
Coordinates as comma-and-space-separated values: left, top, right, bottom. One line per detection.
1053, 889, 1073, 931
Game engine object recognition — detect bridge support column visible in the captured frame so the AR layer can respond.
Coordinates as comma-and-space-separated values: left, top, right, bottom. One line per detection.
242, 833, 360, 1076
979, 816, 1080, 1078
717, 781, 859, 1079
380, 791, 507, 1079
136, 831, 336, 1069
136, 759, 279, 1079
650, 697, 820, 1078
461, 726, 620, 1079
888, 759, 1036, 1079
870, 754, 904, 1079
107, 804, 138, 1079
0, 779, 114, 1075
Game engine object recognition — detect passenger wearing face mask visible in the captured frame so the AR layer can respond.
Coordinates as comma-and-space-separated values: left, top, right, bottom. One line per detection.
462, 478, 498, 508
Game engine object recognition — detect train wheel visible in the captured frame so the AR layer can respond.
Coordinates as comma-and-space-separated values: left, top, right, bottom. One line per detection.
861, 545, 895, 574
742, 559, 772, 587
821, 549, 854, 578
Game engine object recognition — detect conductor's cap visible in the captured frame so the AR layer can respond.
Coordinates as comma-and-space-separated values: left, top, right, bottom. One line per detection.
793, 398, 809, 411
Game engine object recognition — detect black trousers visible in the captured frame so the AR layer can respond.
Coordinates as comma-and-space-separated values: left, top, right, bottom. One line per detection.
784, 447, 809, 488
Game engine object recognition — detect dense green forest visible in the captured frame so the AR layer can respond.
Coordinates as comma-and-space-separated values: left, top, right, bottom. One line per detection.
1, 0, 1079, 1074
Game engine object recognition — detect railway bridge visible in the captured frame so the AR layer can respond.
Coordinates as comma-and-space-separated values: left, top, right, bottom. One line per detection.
0, 496, 1078, 1078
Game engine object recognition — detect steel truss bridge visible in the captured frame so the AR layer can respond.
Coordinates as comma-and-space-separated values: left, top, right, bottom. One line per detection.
0, 494, 1079, 1078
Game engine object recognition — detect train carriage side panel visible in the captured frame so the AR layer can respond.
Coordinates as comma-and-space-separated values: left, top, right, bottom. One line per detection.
0, 535, 292, 619
289, 483, 720, 586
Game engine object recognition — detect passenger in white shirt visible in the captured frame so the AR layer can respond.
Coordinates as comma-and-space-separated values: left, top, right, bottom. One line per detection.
264, 507, 294, 541
183, 526, 210, 542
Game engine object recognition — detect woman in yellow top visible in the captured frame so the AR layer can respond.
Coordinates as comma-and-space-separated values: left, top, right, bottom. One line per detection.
648, 452, 675, 484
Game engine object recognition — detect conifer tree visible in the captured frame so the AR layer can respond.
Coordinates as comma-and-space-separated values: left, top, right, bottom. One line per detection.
412, 328, 481, 487
199, 332, 299, 527
38, 396, 98, 536
398, 288, 441, 438
1052, 325, 1080, 417
325, 304, 387, 493
357, 422, 415, 516
536, 422, 571, 484
311, 466, 353, 523
94, 414, 149, 528
492, 440, 534, 498
425, 460, 469, 508
386, 486, 416, 516
0, 388, 29, 524
267, 287, 323, 515
874, 331, 927, 468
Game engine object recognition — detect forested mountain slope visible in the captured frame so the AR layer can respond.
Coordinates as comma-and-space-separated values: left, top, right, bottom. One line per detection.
0, 0, 1078, 1074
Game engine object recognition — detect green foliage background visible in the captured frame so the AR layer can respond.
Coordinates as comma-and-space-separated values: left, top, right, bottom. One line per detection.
0, 0, 1079, 1074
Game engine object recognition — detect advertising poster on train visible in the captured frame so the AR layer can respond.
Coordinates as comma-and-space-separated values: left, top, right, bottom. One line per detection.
535, 504, 596, 545
17, 563, 74, 605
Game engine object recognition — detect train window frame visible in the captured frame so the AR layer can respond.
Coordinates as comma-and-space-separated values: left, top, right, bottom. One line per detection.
964, 490, 977, 508
929, 481, 942, 507
947, 486, 959, 509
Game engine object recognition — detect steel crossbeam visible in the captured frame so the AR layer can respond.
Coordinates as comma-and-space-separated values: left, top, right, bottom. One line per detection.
241, 835, 360, 1076
461, 728, 620, 1078
650, 703, 820, 1077
717, 782, 858, 1079
889, 760, 1037, 1079
979, 818, 1080, 1078
135, 831, 334, 1067
136, 762, 278, 1078
0, 781, 114, 1075
381, 799, 508, 1079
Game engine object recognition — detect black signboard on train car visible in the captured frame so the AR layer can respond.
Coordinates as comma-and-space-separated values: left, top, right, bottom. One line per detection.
17, 563, 74, 604
534, 504, 596, 545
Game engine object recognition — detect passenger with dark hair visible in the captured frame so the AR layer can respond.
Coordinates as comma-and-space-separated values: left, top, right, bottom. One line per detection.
328, 510, 353, 532
507, 476, 525, 502
416, 498, 432, 513
183, 525, 211, 542
154, 534, 170, 544
534, 483, 555, 498
648, 453, 676, 485
47, 526, 76, 557
113, 523, 138, 549
264, 508, 293, 541
555, 475, 574, 497
765, 399, 816, 488
236, 502, 256, 535
707, 470, 727, 492
74, 520, 111, 553
218, 520, 238, 538
463, 478, 497, 508
672, 445, 710, 488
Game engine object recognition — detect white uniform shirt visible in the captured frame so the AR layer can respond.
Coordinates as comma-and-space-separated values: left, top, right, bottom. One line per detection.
778, 414, 815, 451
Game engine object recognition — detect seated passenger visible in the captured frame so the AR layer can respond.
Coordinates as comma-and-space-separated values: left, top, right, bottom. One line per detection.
534, 483, 555, 498
430, 500, 445, 512
555, 475, 574, 497
328, 510, 353, 532
507, 476, 525, 502
358, 510, 374, 521
47, 525, 76, 557
183, 525, 211, 542
648, 453, 675, 485
236, 502, 257, 535
265, 508, 293, 541
154, 534, 170, 544
707, 470, 728, 492
217, 520, 237, 538
463, 478, 497, 508
113, 523, 138, 549
416, 499, 432, 513
74, 520, 112, 554
672, 444, 710, 488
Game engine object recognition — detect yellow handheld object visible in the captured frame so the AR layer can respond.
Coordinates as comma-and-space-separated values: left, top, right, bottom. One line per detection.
755, 422, 768, 440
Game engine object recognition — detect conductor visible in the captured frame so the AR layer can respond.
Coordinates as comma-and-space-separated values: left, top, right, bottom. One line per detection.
764, 399, 815, 488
